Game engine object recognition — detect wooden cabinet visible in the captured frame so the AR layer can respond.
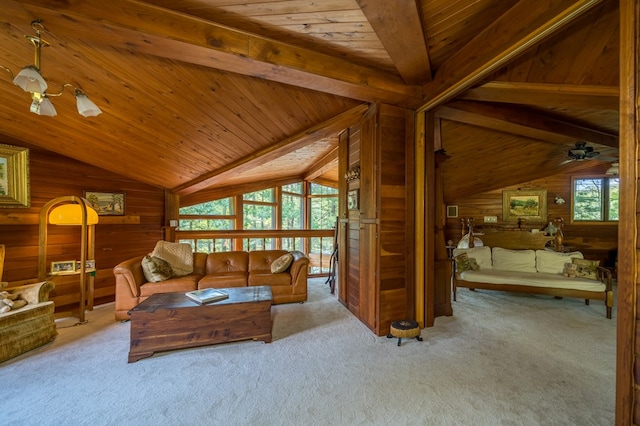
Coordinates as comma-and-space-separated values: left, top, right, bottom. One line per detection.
338, 104, 414, 336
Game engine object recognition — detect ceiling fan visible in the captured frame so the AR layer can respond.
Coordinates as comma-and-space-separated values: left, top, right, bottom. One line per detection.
560, 142, 616, 165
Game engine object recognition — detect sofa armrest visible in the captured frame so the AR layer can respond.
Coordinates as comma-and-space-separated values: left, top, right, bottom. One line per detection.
289, 251, 310, 289
5, 281, 55, 304
113, 256, 146, 298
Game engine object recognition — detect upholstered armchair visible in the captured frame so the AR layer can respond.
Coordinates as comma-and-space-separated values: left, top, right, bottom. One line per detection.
0, 280, 57, 363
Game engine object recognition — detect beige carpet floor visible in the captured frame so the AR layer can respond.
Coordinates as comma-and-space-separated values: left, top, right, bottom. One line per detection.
1, 278, 616, 425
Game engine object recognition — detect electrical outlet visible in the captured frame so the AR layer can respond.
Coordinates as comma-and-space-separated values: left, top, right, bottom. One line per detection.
484, 216, 498, 223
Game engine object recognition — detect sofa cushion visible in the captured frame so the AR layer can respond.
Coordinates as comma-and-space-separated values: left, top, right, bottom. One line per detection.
139, 274, 200, 297
457, 269, 605, 292
492, 247, 536, 273
453, 246, 492, 270
205, 251, 249, 274
249, 250, 289, 273
249, 272, 292, 287
572, 258, 600, 280
141, 255, 175, 282
151, 241, 194, 276
198, 272, 247, 289
271, 253, 293, 273
535, 250, 584, 274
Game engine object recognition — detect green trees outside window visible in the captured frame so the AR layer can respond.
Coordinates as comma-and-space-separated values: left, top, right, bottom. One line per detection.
573, 177, 619, 222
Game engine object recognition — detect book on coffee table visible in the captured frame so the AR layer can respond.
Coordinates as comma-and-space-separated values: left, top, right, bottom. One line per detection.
185, 288, 229, 304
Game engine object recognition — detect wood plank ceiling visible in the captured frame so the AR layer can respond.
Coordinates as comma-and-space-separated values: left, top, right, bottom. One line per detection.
0, 0, 619, 204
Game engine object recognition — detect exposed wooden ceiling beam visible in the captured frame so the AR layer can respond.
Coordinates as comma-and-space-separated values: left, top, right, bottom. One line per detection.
173, 104, 369, 196
459, 82, 619, 110
355, 0, 432, 85
418, 0, 604, 113
18, 0, 422, 107
304, 147, 339, 181
435, 100, 618, 147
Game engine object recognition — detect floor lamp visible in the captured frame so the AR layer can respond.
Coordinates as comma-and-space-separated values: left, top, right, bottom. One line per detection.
38, 196, 98, 324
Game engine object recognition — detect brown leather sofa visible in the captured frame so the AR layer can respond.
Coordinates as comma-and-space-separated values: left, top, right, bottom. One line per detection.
113, 250, 309, 321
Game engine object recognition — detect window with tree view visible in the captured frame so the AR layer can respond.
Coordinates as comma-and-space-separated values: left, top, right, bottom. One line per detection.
573, 177, 619, 222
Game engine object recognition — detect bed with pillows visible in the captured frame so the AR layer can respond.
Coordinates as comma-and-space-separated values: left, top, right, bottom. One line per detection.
452, 233, 614, 319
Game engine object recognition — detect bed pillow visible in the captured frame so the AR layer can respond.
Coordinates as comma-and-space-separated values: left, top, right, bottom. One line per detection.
572, 258, 600, 280
453, 246, 492, 270
492, 247, 536, 273
535, 250, 584, 274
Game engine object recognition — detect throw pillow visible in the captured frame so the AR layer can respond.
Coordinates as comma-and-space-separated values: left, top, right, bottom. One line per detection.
454, 253, 473, 273
142, 255, 175, 282
151, 241, 194, 276
572, 258, 600, 280
468, 257, 481, 271
271, 253, 294, 273
562, 262, 578, 277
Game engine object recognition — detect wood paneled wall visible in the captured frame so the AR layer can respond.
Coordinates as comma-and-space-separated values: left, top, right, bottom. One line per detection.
444, 169, 618, 266
339, 104, 414, 336
0, 144, 165, 313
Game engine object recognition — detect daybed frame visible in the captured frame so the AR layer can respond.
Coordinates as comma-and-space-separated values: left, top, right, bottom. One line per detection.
452, 226, 614, 319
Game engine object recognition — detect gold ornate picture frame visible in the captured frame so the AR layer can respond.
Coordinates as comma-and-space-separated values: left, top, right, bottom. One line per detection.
0, 144, 30, 208
502, 189, 547, 223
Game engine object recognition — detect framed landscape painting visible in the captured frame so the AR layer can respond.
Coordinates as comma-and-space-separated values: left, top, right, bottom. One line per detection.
0, 144, 29, 208
84, 191, 125, 215
502, 189, 547, 223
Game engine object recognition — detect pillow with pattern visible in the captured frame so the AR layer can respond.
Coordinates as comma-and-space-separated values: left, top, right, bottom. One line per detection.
271, 253, 294, 273
142, 255, 175, 282
455, 253, 472, 272
572, 258, 600, 280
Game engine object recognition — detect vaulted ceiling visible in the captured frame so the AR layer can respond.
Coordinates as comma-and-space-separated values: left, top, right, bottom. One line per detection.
0, 0, 619, 205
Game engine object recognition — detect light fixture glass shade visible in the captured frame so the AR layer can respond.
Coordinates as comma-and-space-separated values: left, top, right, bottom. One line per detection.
75, 92, 102, 117
605, 162, 619, 176
31, 96, 57, 116
49, 204, 99, 225
13, 66, 47, 93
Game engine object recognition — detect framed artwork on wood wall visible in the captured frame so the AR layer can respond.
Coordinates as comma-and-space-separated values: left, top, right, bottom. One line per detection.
348, 189, 359, 210
84, 191, 125, 216
51, 260, 76, 275
502, 189, 547, 223
446, 205, 458, 218
0, 143, 30, 208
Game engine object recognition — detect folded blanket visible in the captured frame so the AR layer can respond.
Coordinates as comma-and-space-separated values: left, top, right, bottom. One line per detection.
151, 241, 194, 276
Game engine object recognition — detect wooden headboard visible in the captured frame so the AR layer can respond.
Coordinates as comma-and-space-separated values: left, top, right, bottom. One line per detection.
475, 229, 553, 250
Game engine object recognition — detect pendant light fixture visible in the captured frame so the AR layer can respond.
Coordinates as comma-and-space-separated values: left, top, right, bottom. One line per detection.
0, 20, 102, 117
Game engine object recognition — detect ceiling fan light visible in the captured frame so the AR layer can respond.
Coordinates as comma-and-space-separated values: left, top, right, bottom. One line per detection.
30, 96, 57, 116
606, 162, 619, 176
75, 91, 102, 117
13, 66, 47, 93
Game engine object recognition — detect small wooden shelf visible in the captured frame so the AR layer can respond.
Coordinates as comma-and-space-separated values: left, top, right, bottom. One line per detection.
0, 213, 140, 225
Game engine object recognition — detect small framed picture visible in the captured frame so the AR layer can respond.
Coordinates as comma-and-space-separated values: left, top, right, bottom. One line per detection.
446, 205, 459, 218
348, 189, 359, 210
83, 191, 125, 216
51, 260, 76, 275
76, 260, 96, 270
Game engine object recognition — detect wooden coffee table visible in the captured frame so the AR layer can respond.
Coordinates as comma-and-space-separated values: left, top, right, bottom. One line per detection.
127, 285, 272, 362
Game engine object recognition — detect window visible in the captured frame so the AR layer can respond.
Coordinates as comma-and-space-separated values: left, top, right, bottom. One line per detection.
178, 198, 234, 230
282, 184, 304, 230
309, 183, 338, 229
573, 177, 619, 222
243, 188, 275, 230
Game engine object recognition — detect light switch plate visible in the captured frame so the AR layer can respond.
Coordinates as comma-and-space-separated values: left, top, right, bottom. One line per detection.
484, 216, 498, 223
